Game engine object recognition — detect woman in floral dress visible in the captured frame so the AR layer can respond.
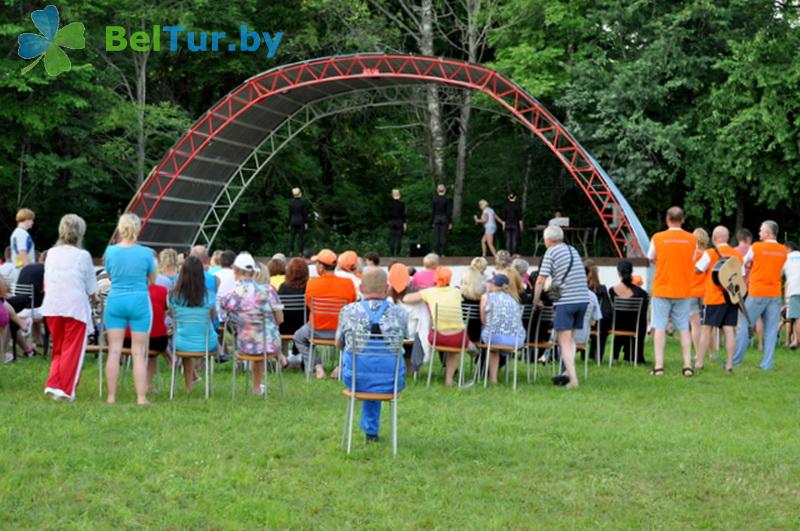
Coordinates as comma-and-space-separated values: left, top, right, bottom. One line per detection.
220, 253, 284, 396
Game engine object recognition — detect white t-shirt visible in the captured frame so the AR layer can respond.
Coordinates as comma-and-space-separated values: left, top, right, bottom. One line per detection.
0, 262, 18, 287
10, 226, 35, 267
783, 250, 800, 298
215, 268, 236, 298
40, 245, 98, 331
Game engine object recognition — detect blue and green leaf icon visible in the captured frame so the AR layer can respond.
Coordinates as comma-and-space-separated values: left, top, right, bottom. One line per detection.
18, 5, 85, 77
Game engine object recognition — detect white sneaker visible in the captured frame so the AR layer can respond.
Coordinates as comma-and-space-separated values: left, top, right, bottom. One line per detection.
255, 384, 266, 396
4, 352, 15, 364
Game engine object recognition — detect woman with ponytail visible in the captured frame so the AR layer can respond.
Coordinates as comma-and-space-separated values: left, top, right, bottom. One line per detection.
609, 260, 650, 364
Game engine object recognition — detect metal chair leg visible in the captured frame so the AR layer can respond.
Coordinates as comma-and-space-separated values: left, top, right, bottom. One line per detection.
391, 399, 398, 457
170, 354, 177, 400
513, 349, 519, 391
232, 356, 237, 399
345, 397, 356, 454
263, 355, 268, 400
426, 349, 436, 387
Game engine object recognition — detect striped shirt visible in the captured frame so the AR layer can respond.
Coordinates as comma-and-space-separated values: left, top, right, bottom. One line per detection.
539, 244, 589, 305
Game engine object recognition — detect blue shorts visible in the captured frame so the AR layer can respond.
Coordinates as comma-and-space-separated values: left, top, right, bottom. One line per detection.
553, 302, 588, 331
105, 292, 152, 333
788, 295, 800, 320
652, 297, 690, 331
480, 331, 524, 352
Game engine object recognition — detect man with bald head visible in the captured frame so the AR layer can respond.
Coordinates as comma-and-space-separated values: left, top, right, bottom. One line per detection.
694, 226, 742, 372
336, 266, 408, 443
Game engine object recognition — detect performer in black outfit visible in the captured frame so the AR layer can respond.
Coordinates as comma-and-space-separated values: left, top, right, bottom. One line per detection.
496, 193, 523, 255
431, 184, 452, 256
287, 187, 309, 256
388, 189, 406, 256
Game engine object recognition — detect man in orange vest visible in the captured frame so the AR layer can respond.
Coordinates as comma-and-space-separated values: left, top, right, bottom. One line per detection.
733, 220, 787, 369
693, 226, 742, 372
647, 207, 697, 376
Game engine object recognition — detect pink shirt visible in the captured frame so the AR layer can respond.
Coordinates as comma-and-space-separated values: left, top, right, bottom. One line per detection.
410, 269, 436, 289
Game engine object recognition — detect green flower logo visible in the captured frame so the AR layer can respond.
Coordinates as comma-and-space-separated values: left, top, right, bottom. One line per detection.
17, 5, 85, 77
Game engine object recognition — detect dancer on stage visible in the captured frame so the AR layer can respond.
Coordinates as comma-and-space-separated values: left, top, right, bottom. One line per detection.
474, 199, 498, 259
388, 189, 406, 256
496, 193, 523, 255
287, 187, 310, 256
431, 184, 452, 256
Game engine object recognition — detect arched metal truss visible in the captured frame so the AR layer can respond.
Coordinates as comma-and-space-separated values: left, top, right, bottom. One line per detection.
127, 54, 648, 256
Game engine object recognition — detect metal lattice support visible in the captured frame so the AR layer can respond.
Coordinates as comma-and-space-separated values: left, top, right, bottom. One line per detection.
127, 54, 648, 256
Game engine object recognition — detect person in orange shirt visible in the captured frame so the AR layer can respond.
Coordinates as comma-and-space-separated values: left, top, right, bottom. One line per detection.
647, 207, 697, 376
693, 226, 741, 372
733, 220, 787, 369
689, 228, 709, 361
292, 249, 357, 379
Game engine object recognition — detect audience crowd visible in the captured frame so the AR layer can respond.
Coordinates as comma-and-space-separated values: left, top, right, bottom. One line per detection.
2, 206, 798, 443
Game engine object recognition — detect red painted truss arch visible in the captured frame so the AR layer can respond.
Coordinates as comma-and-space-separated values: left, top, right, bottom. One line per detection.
126, 54, 648, 257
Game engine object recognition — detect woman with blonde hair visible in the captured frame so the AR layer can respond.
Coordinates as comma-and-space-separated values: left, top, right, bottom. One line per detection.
103, 213, 155, 405
473, 199, 498, 258
459, 264, 485, 345
156, 248, 179, 291
690, 228, 709, 360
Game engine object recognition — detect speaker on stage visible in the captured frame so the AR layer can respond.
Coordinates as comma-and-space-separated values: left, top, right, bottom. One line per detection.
409, 242, 429, 257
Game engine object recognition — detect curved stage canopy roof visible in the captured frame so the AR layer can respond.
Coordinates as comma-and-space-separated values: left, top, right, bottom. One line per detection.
126, 53, 649, 257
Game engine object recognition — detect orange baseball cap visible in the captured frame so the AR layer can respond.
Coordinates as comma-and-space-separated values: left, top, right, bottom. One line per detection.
311, 249, 337, 267
434, 266, 452, 287
388, 263, 410, 292
338, 250, 358, 271
632, 274, 644, 287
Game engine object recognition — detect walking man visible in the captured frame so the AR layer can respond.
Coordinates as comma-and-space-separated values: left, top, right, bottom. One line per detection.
647, 207, 697, 376
733, 220, 787, 369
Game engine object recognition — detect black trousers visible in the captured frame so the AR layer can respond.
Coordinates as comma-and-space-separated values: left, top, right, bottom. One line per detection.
389, 222, 404, 256
504, 227, 519, 254
433, 222, 448, 256
288, 225, 305, 256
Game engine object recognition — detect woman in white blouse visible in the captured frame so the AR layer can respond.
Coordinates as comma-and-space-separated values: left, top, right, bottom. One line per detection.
41, 214, 98, 401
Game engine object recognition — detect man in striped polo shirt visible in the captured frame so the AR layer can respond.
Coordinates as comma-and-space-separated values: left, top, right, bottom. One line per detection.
733, 220, 787, 369
533, 225, 589, 388
647, 207, 697, 377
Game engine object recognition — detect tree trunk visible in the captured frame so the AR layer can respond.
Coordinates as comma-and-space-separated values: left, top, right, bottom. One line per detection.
420, 0, 445, 181
735, 191, 745, 234
453, 91, 471, 219
134, 38, 149, 188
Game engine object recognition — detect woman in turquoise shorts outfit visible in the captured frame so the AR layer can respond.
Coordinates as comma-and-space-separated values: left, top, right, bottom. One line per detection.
104, 213, 156, 405
474, 199, 498, 259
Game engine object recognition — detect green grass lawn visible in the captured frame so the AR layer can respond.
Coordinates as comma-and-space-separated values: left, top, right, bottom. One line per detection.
1, 341, 799, 529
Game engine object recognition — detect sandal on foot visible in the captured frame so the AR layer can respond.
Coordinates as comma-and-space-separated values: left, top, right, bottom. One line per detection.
682, 367, 694, 377
650, 367, 664, 376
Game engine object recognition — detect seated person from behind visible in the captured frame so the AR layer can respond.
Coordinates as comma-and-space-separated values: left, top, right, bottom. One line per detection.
220, 252, 285, 396
480, 274, 526, 384
403, 266, 471, 386
337, 266, 408, 443
169, 256, 218, 394
293, 249, 357, 379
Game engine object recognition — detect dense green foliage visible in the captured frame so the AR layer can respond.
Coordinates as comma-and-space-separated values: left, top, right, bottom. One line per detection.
1, 341, 800, 527
1, 0, 798, 257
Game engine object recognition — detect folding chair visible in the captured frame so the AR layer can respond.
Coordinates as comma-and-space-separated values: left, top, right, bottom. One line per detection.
526, 306, 555, 384
478, 306, 525, 390
428, 303, 470, 388
340, 332, 404, 456
458, 304, 481, 388
278, 292, 307, 348
170, 307, 214, 399
230, 311, 285, 399
11, 283, 49, 358
607, 297, 645, 367
308, 297, 347, 381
